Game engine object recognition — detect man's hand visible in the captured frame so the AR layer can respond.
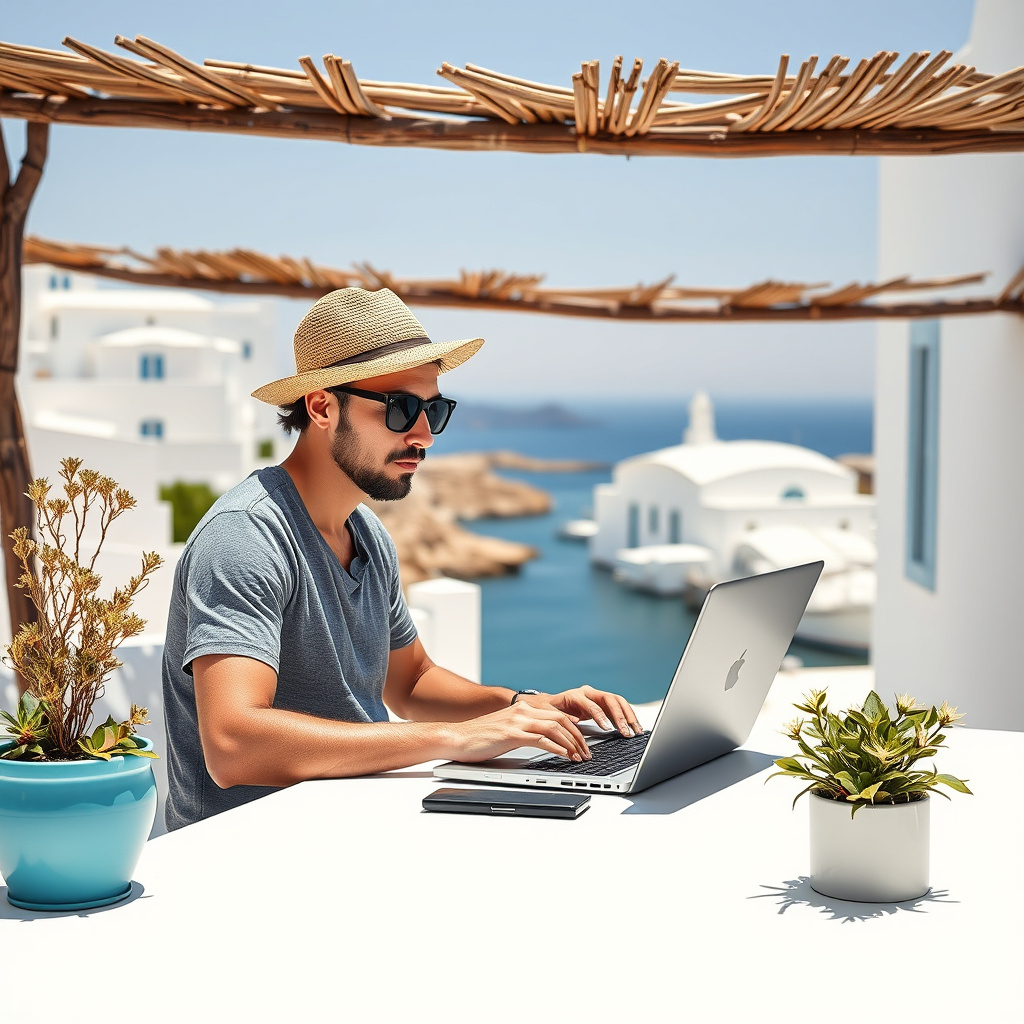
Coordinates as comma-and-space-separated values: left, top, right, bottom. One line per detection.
518, 686, 643, 738
444, 701, 593, 763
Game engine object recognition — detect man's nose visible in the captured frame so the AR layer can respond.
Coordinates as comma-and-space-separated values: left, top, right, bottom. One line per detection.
404, 409, 434, 449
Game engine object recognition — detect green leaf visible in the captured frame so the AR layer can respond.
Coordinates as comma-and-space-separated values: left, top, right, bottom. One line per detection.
862, 690, 887, 721
934, 773, 973, 795
78, 745, 111, 761
790, 783, 818, 809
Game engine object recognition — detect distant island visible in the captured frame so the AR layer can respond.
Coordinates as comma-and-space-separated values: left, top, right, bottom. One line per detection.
455, 402, 599, 430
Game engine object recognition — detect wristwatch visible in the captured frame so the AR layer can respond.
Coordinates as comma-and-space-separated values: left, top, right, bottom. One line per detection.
510, 689, 540, 706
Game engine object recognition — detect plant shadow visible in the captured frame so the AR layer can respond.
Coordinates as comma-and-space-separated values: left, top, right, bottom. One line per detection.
749, 876, 957, 922
0, 880, 148, 921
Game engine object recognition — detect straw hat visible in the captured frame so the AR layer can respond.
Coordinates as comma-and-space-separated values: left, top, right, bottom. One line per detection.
251, 287, 484, 406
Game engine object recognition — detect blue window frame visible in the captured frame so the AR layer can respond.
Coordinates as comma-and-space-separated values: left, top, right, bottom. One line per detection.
140, 353, 165, 379
906, 320, 940, 590
140, 419, 164, 440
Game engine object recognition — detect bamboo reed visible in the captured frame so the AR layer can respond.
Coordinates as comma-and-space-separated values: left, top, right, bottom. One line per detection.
323, 56, 362, 116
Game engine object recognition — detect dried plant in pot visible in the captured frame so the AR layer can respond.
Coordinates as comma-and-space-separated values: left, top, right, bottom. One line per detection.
0, 459, 163, 911
769, 689, 972, 903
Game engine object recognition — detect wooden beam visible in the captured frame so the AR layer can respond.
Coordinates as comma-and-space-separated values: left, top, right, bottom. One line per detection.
25, 259, 1024, 321
3, 93, 1024, 157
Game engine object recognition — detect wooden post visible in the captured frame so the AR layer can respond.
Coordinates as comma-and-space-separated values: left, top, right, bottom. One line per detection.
0, 119, 48, 693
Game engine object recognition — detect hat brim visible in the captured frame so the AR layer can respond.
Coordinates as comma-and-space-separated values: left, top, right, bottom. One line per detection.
251, 336, 484, 406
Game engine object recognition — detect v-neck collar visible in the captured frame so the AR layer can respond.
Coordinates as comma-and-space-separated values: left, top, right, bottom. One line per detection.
264, 466, 367, 591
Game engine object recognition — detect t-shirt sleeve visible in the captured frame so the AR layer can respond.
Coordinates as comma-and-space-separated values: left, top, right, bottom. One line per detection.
179, 510, 293, 674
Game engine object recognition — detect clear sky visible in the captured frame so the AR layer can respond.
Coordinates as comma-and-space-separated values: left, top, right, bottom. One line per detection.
3, 0, 975, 399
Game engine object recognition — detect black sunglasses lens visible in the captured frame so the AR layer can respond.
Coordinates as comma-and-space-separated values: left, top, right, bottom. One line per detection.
385, 394, 422, 432
425, 399, 454, 434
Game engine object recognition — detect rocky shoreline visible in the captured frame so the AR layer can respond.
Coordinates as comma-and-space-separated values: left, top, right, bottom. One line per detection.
366, 451, 603, 585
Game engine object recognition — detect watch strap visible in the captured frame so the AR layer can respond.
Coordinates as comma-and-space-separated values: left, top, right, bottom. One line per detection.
510, 689, 540, 706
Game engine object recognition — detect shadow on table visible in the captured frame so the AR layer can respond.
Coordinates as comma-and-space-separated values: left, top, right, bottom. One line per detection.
0, 880, 148, 922
620, 748, 776, 815
749, 876, 957, 923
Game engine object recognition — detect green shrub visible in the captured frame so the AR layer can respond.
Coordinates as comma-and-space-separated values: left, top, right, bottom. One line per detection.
257, 438, 274, 459
159, 481, 219, 543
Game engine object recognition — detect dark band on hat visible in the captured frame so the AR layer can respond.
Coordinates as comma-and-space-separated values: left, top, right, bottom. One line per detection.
325, 336, 431, 369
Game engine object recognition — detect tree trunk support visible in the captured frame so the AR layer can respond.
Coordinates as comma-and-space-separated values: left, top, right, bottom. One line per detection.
0, 120, 48, 694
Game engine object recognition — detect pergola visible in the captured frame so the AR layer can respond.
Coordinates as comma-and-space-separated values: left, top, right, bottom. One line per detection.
3, 33, 1024, 659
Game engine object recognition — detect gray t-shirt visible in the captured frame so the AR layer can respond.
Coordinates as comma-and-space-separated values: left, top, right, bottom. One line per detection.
161, 466, 418, 830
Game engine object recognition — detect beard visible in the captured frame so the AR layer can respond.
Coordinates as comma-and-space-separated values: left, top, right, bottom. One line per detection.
329, 418, 422, 501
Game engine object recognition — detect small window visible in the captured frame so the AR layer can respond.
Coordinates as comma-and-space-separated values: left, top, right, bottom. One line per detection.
668, 509, 681, 544
49, 274, 58, 290
627, 504, 640, 548
781, 485, 805, 500
906, 320, 940, 590
140, 419, 164, 440
62, 275, 71, 289
648, 506, 659, 535
242, 341, 253, 360
50, 316, 59, 341
140, 353, 165, 380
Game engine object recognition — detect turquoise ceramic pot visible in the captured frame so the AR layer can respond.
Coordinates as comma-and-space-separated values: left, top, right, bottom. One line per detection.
0, 738, 157, 911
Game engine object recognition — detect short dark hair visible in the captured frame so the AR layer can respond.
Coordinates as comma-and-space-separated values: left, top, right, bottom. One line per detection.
277, 389, 350, 435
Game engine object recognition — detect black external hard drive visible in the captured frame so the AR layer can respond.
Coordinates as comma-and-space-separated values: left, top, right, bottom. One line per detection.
422, 787, 591, 819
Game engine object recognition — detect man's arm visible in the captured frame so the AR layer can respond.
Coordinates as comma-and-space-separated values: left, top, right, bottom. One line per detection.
193, 653, 593, 789
384, 638, 644, 737
383, 638, 514, 721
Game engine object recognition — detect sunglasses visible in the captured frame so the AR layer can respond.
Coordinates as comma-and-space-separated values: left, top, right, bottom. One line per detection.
329, 385, 457, 434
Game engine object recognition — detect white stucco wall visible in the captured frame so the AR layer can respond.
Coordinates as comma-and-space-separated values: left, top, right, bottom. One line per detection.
873, 0, 1024, 729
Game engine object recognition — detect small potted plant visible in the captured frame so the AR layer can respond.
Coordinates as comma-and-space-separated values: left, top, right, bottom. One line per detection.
769, 688, 972, 903
0, 458, 163, 911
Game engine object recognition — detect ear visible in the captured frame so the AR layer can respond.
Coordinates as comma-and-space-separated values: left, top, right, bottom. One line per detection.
305, 390, 334, 431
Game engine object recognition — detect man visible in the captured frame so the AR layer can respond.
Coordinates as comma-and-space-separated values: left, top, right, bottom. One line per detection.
162, 287, 640, 830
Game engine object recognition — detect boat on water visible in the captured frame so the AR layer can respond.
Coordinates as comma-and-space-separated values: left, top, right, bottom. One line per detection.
588, 392, 876, 652
557, 518, 599, 540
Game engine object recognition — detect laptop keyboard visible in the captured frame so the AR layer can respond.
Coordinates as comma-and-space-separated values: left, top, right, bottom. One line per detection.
531, 731, 650, 776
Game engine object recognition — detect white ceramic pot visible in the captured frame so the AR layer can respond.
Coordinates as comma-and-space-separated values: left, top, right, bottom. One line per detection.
809, 791, 930, 902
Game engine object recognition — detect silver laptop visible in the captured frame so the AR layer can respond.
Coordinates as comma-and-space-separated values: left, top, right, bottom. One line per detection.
433, 560, 823, 794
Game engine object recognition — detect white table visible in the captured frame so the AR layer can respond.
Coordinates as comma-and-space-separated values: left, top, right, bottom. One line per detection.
2, 669, 1020, 1023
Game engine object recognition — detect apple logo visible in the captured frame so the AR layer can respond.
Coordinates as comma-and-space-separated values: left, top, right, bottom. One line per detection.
725, 650, 747, 690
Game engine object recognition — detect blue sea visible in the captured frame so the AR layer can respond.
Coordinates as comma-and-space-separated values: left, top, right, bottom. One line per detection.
433, 397, 874, 706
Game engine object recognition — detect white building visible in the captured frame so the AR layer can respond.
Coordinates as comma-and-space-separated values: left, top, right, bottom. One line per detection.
19, 265, 283, 493
590, 393, 876, 650
873, 0, 1024, 729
